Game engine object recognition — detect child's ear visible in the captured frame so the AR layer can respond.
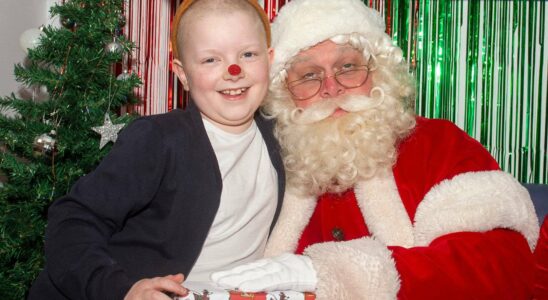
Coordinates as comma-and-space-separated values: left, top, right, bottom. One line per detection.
268, 48, 274, 66
172, 59, 190, 91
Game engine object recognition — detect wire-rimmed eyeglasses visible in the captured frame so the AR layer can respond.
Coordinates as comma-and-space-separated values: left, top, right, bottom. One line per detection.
286, 65, 371, 100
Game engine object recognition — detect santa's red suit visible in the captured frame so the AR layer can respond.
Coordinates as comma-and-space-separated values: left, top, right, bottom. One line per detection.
535, 216, 548, 299
265, 117, 539, 299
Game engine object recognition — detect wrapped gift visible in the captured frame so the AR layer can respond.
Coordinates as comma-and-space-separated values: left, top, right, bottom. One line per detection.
176, 282, 316, 300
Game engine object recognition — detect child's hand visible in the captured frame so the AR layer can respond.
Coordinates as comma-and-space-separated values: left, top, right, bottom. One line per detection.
124, 273, 188, 300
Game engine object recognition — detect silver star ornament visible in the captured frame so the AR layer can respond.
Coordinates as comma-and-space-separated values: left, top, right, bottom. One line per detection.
92, 113, 125, 149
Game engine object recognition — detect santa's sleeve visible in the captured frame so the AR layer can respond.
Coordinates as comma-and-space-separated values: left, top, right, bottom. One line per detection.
388, 169, 539, 299
303, 228, 534, 299
393, 119, 538, 298
390, 229, 534, 299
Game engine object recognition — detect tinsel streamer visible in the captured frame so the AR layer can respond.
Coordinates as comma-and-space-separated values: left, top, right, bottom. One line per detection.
493, 1, 509, 174
538, 2, 547, 182
526, 1, 547, 182
494, 1, 509, 173
518, 1, 528, 179
454, 1, 467, 127
385, 0, 392, 36
415, 0, 428, 117
264, 0, 285, 22
170, 0, 189, 109
388, 0, 412, 61
126, 0, 173, 115
408, 0, 547, 183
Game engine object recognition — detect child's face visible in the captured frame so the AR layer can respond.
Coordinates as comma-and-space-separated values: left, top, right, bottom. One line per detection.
174, 10, 273, 134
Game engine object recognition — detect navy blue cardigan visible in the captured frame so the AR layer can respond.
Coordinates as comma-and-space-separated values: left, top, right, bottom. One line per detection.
28, 103, 285, 300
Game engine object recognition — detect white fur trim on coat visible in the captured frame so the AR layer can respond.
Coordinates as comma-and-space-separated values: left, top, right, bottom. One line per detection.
270, 0, 388, 79
355, 174, 414, 247
304, 238, 399, 300
265, 188, 317, 257
414, 170, 540, 250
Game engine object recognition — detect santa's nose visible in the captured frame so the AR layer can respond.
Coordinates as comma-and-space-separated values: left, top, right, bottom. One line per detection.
320, 75, 344, 98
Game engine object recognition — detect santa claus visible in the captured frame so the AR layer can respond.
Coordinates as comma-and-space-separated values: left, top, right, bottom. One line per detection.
212, 0, 540, 299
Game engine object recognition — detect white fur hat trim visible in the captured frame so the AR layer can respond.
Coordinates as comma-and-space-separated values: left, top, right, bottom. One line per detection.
270, 0, 388, 78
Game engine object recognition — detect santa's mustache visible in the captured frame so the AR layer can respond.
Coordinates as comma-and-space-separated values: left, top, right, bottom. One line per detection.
290, 87, 385, 125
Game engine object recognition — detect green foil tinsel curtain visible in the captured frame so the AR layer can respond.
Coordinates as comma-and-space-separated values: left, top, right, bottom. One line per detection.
369, 0, 547, 184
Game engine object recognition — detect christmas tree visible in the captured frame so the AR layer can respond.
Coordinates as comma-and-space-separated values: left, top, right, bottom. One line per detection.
0, 0, 140, 298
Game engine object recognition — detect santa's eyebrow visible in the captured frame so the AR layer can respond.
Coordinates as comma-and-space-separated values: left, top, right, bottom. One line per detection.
337, 45, 363, 56
287, 44, 361, 70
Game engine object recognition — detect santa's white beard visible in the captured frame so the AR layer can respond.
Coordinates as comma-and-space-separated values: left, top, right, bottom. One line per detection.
272, 90, 415, 196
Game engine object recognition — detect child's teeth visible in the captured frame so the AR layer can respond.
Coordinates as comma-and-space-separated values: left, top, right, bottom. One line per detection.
223, 88, 246, 95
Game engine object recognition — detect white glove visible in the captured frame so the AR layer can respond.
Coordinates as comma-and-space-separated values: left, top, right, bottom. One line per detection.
210, 253, 317, 292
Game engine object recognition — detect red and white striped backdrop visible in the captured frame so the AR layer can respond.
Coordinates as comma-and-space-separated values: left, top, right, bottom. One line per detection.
125, 0, 288, 116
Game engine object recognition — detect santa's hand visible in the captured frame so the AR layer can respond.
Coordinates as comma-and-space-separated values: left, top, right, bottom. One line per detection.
211, 253, 317, 292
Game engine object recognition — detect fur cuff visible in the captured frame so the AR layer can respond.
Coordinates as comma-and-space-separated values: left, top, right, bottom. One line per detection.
304, 238, 399, 300
414, 170, 540, 250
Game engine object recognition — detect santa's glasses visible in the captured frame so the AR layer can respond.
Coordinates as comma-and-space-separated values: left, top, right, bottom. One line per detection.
286, 65, 371, 100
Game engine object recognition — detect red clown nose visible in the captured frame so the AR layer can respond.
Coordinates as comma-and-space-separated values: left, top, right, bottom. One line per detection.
228, 64, 242, 76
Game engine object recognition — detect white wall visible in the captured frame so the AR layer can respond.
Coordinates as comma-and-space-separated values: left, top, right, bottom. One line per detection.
0, 0, 58, 98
